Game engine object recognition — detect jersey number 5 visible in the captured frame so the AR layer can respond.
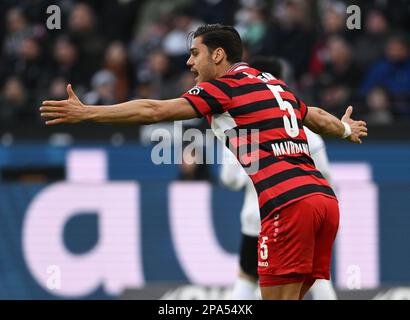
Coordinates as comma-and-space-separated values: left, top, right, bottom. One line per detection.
267, 84, 299, 138
260, 236, 269, 260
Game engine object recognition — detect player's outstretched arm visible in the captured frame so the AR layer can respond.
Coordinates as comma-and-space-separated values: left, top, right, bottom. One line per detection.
40, 84, 197, 125
303, 106, 368, 144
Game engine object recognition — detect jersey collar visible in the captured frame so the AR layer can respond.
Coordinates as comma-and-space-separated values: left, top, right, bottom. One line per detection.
226, 62, 249, 73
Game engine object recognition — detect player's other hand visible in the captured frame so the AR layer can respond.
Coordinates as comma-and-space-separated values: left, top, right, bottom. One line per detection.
341, 106, 368, 144
40, 84, 87, 125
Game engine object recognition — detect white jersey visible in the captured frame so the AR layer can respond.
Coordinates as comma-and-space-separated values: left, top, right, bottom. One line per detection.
220, 126, 332, 237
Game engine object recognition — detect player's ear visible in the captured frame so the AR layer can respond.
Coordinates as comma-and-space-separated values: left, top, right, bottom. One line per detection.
213, 47, 225, 64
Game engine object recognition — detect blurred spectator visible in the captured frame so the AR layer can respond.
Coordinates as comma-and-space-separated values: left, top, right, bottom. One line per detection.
0, 1, 13, 47
84, 70, 117, 105
235, 4, 268, 55
361, 34, 410, 96
326, 36, 361, 85
354, 9, 390, 69
104, 41, 134, 102
20, 0, 54, 24
3, 7, 34, 59
264, 0, 315, 79
0, 76, 31, 124
129, 22, 169, 67
309, 0, 348, 77
162, 8, 203, 72
96, 0, 141, 42
315, 36, 362, 116
320, 0, 347, 36
360, 34, 410, 116
68, 3, 105, 83
194, 0, 239, 25
146, 50, 180, 99
134, 0, 192, 39
364, 86, 394, 125
18, 0, 58, 43
1, 0, 410, 131
50, 36, 87, 90
317, 80, 349, 118
14, 37, 47, 94
382, 0, 410, 32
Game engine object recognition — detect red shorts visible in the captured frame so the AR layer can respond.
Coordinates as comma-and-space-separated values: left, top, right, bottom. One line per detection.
257, 194, 339, 287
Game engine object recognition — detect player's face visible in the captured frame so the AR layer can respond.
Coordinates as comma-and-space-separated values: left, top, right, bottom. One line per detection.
186, 36, 217, 84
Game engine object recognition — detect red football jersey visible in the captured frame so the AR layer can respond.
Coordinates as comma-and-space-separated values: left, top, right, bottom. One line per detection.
182, 62, 336, 223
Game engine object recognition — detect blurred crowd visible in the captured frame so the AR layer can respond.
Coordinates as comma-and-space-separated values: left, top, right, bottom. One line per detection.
1, 0, 410, 131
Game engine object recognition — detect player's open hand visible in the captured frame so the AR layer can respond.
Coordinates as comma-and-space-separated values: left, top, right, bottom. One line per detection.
40, 84, 87, 125
341, 106, 368, 144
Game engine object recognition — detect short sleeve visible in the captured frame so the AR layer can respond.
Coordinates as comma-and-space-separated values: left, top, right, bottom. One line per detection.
182, 79, 232, 118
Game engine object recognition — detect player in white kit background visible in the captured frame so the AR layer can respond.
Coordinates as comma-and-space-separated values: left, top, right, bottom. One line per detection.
220, 57, 338, 300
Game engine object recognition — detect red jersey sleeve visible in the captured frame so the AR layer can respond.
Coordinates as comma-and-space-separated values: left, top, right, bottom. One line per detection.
298, 98, 308, 120
181, 79, 232, 117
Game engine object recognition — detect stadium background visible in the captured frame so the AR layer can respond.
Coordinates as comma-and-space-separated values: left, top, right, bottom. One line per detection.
0, 0, 409, 299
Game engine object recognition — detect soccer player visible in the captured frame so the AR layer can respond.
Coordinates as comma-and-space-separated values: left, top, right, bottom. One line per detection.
221, 57, 337, 300
40, 24, 367, 300
222, 127, 337, 300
